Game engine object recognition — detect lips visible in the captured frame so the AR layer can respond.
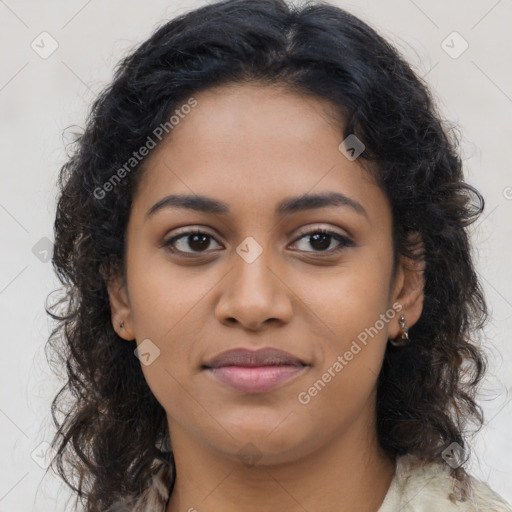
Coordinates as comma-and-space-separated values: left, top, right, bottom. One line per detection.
202, 347, 307, 369
202, 347, 310, 393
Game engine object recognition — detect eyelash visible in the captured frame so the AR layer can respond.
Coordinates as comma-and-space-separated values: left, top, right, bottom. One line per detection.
161, 227, 353, 257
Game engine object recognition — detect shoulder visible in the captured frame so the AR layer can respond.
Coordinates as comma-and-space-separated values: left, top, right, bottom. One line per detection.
104, 458, 172, 512
378, 454, 512, 512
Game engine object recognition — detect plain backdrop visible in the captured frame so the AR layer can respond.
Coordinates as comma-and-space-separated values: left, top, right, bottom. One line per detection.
1, 0, 511, 510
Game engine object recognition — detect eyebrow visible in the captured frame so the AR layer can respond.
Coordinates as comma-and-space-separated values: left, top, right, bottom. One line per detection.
145, 191, 369, 220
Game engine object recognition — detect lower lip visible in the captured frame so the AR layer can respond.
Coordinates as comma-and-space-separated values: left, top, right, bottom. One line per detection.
205, 365, 309, 393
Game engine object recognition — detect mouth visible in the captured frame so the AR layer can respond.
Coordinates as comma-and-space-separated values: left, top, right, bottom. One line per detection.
202, 347, 310, 393
203, 346, 307, 368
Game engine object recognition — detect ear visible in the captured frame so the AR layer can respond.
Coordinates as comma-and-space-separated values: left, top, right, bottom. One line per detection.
388, 231, 425, 339
103, 266, 136, 341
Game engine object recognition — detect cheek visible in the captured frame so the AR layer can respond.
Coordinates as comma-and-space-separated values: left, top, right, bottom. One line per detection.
296, 291, 390, 430
296, 250, 393, 338
294, 252, 392, 397
125, 250, 210, 399
126, 243, 210, 337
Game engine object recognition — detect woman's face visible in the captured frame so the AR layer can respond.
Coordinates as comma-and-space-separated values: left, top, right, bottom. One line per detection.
108, 83, 424, 465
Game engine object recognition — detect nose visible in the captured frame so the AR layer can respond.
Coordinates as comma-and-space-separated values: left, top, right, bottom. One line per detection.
214, 249, 294, 331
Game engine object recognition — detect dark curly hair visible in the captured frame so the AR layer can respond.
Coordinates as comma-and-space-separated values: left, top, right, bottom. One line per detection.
45, 0, 489, 510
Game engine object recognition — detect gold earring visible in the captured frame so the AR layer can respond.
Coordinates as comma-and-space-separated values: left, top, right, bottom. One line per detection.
119, 321, 125, 329
389, 314, 410, 347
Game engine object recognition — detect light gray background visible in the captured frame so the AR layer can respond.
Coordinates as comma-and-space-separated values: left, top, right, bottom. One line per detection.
1, 0, 511, 510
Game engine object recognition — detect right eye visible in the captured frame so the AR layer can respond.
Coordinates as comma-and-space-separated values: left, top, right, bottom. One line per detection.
162, 229, 223, 256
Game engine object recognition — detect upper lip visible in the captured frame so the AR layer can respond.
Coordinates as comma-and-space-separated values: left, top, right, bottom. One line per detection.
203, 347, 308, 368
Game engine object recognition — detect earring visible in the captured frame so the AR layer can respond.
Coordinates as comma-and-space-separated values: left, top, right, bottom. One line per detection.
119, 321, 125, 329
389, 314, 410, 347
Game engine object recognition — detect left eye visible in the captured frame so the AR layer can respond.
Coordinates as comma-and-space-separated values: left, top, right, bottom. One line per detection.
162, 229, 222, 254
290, 229, 353, 254
162, 228, 353, 255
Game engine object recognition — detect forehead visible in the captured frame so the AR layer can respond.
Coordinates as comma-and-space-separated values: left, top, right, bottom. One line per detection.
131, 83, 390, 228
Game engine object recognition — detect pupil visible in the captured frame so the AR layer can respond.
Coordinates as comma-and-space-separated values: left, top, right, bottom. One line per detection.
310, 233, 330, 250
189, 234, 209, 251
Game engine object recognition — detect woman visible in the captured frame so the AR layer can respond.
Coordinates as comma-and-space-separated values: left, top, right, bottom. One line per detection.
45, 0, 512, 510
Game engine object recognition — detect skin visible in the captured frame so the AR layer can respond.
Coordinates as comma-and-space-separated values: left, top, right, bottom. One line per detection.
107, 83, 425, 512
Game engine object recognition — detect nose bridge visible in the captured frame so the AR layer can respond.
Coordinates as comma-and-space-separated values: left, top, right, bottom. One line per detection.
215, 237, 293, 329
233, 243, 274, 298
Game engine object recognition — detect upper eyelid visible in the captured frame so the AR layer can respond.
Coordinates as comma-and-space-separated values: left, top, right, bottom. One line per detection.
166, 225, 349, 241
165, 227, 223, 244
291, 225, 348, 240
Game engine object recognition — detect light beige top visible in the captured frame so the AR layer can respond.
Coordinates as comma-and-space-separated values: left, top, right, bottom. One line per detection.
377, 454, 512, 512
105, 453, 512, 512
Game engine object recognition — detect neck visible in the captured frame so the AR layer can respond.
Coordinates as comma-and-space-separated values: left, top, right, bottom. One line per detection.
165, 407, 396, 512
